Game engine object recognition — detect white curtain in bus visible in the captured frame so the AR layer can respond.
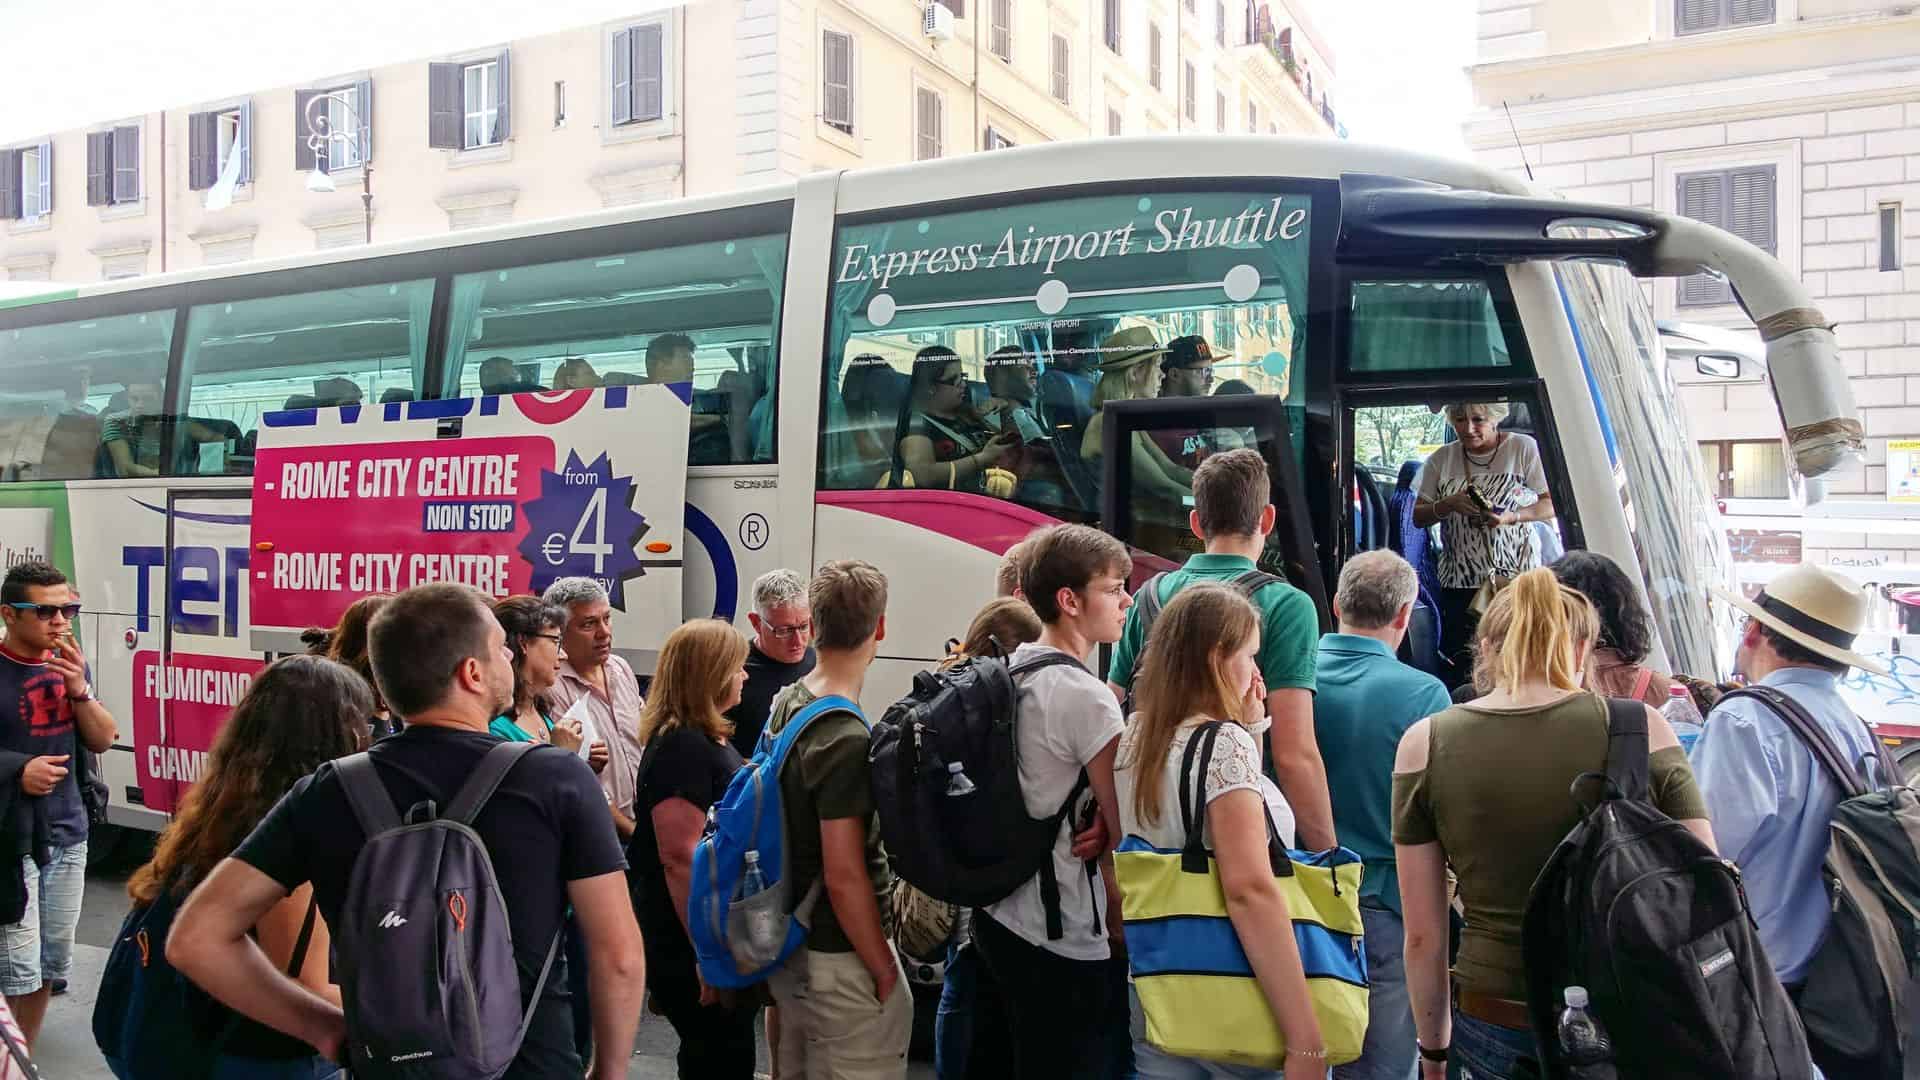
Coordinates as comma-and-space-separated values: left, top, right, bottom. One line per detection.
409, 283, 434, 394
444, 280, 488, 391
1348, 281, 1504, 372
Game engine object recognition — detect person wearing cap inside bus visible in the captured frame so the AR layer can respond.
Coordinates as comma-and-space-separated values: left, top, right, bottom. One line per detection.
1149, 335, 1220, 472
1692, 563, 1890, 1071
1081, 326, 1194, 501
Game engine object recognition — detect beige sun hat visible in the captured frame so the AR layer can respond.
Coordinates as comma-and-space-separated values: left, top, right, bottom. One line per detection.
1098, 326, 1170, 372
1713, 563, 1890, 676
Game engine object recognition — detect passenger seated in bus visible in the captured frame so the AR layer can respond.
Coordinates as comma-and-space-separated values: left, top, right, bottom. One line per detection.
601, 371, 642, 387
379, 387, 416, 405
891, 345, 1020, 495
478, 355, 540, 396
99, 380, 228, 479
62, 368, 95, 415
983, 345, 1073, 510
312, 377, 362, 408
553, 357, 601, 390
645, 333, 730, 465
1411, 401, 1557, 689
1148, 335, 1219, 471
1081, 327, 1193, 501
834, 355, 899, 484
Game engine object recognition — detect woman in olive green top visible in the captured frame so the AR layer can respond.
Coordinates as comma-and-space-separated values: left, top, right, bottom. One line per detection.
1391, 568, 1714, 1080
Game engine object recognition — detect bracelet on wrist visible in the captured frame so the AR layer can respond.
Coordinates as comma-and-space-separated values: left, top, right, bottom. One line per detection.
1285, 1046, 1327, 1061
1417, 1040, 1448, 1062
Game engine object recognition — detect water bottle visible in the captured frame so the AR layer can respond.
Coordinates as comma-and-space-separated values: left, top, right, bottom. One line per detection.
945, 760, 978, 797
1663, 684, 1704, 756
1557, 986, 1617, 1079
735, 850, 768, 900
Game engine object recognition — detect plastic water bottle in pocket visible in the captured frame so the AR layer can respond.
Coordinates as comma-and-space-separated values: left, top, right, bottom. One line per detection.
728, 850, 785, 972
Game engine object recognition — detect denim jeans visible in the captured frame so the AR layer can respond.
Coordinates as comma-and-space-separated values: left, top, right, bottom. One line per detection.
1334, 906, 1417, 1080
0, 841, 85, 996
935, 940, 977, 1080
1448, 1011, 1536, 1080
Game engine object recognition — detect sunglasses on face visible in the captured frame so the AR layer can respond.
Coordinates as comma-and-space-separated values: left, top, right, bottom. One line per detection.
933, 375, 968, 388
5, 602, 80, 621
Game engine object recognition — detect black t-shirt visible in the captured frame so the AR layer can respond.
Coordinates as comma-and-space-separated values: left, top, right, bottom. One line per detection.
725, 644, 816, 758
628, 725, 741, 969
234, 725, 626, 1071
0, 646, 89, 847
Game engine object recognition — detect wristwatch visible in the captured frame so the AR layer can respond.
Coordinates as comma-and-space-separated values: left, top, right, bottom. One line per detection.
1417, 1041, 1448, 1063
69, 684, 93, 703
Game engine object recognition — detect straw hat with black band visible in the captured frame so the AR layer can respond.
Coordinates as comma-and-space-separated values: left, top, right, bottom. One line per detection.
1098, 326, 1170, 372
1713, 564, 1890, 677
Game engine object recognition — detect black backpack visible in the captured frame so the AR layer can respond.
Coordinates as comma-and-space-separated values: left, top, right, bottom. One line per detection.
1521, 698, 1811, 1080
870, 650, 1100, 941
1124, 569, 1282, 705
1721, 686, 1919, 1079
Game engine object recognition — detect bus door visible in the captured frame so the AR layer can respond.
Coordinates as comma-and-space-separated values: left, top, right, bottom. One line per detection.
1099, 394, 1330, 633
149, 489, 261, 818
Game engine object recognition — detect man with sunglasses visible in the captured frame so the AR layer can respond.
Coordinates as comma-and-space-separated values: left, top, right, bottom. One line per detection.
0, 562, 116, 1049
1149, 336, 1222, 474
727, 568, 817, 759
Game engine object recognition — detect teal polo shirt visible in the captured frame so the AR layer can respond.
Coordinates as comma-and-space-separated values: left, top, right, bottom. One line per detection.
1314, 632, 1452, 916
1107, 552, 1320, 694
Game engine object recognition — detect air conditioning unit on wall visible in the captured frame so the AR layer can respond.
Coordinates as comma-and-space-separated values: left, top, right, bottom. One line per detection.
924, 2, 956, 40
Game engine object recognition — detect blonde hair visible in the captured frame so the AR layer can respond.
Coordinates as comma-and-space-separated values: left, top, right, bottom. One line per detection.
1473, 568, 1600, 694
640, 619, 750, 744
941, 598, 1043, 671
1122, 585, 1261, 828
1444, 401, 1510, 425
1092, 355, 1159, 410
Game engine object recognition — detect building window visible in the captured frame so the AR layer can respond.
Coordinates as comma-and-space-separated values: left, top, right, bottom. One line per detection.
430, 56, 511, 150
1699, 439, 1789, 499
1215, 0, 1227, 45
464, 60, 504, 148
985, 126, 1015, 150
0, 142, 53, 221
1676, 165, 1776, 306
823, 30, 856, 135
1246, 100, 1258, 134
188, 106, 253, 191
1108, 108, 1122, 137
1149, 24, 1163, 91
294, 83, 371, 174
1182, 63, 1197, 123
611, 21, 667, 126
1880, 203, 1902, 274
1103, 0, 1121, 52
915, 85, 944, 161
1216, 91, 1227, 132
989, 0, 1012, 62
1050, 34, 1071, 103
85, 124, 141, 206
1677, 0, 1774, 35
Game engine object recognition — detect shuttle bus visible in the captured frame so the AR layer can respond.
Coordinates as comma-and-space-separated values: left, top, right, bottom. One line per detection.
0, 136, 1866, 842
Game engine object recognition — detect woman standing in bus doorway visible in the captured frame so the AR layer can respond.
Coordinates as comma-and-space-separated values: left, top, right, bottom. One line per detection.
1411, 402, 1557, 690
108, 655, 370, 1080
893, 345, 1021, 495
1392, 570, 1712, 1080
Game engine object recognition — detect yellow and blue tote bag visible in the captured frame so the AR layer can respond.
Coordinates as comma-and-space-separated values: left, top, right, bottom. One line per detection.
1115, 721, 1369, 1068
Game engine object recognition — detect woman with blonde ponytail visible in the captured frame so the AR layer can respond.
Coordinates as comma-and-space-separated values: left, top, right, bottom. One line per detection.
1390, 568, 1715, 1080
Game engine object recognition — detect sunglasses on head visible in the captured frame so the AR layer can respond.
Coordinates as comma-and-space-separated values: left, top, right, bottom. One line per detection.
5, 602, 80, 621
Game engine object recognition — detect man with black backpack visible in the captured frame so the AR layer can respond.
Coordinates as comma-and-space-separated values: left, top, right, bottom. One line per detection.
1695, 565, 1914, 1077
170, 583, 646, 1078
1106, 448, 1334, 849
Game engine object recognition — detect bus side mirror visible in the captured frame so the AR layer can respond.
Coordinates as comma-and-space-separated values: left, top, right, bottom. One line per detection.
1695, 354, 1741, 379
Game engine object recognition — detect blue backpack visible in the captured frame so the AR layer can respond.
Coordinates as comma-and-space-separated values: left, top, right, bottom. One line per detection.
689, 694, 863, 989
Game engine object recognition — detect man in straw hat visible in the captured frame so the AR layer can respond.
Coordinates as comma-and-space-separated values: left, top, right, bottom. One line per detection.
1693, 564, 1890, 992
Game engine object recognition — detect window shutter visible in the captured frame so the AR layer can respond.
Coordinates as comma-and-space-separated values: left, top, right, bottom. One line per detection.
1215, 0, 1226, 45
238, 101, 253, 185
611, 28, 633, 126
1728, 165, 1776, 254
1216, 91, 1226, 131
294, 90, 320, 171
990, 0, 1011, 61
1104, 0, 1121, 51
355, 80, 374, 163
112, 124, 139, 204
1149, 24, 1162, 88
1184, 63, 1196, 120
916, 88, 942, 160
0, 150, 19, 221
1050, 35, 1069, 102
823, 31, 853, 132
1730, 0, 1772, 25
1678, 170, 1732, 305
947, 0, 964, 16
495, 50, 512, 141
1677, 0, 1721, 33
35, 141, 51, 215
188, 111, 215, 190
86, 131, 110, 206
428, 63, 463, 149
635, 24, 664, 122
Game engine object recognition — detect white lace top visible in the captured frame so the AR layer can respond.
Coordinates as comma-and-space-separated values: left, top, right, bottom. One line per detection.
1116, 717, 1295, 853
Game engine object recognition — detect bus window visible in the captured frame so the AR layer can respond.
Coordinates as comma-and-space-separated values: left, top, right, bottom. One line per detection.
1347, 277, 1520, 375
441, 231, 788, 466
820, 187, 1316, 529
178, 279, 433, 476
0, 309, 174, 482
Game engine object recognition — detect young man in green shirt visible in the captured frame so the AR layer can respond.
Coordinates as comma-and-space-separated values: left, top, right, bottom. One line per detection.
1105, 447, 1334, 850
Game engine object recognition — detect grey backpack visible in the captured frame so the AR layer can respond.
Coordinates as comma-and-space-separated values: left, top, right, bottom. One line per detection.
333, 741, 563, 1079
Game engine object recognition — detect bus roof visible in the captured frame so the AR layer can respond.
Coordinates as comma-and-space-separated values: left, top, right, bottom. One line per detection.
0, 136, 1532, 317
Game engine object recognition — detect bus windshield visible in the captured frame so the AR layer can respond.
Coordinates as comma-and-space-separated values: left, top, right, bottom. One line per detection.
819, 186, 1318, 534
1557, 258, 1738, 678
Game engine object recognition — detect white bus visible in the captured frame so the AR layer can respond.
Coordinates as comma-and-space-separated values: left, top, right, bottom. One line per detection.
0, 136, 1864, 844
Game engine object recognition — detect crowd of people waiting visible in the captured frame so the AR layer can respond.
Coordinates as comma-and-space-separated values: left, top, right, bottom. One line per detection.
0, 434, 1883, 1078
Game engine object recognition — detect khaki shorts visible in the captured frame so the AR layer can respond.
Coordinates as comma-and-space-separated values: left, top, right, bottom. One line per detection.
766, 946, 912, 1080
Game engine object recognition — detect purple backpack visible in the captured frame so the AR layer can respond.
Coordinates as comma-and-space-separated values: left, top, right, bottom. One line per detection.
333, 741, 563, 1079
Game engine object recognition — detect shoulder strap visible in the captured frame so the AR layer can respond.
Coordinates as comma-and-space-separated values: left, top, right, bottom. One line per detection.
1177, 722, 1225, 873
1602, 697, 1651, 803
1721, 686, 1869, 799
1008, 652, 1088, 679
1629, 666, 1654, 703
445, 741, 538, 826
1134, 573, 1170, 637
767, 694, 864, 767
287, 895, 319, 978
1228, 568, 1285, 598
334, 752, 402, 837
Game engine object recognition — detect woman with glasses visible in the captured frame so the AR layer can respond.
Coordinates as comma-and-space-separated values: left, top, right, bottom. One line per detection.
489, 596, 594, 759
629, 619, 758, 1079
893, 345, 1020, 495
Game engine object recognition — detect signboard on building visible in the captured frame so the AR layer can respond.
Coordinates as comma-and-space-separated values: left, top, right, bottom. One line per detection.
1890, 439, 1920, 502
1726, 529, 1802, 564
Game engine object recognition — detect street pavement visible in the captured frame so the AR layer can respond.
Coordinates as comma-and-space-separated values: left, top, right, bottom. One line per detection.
45, 844, 934, 1079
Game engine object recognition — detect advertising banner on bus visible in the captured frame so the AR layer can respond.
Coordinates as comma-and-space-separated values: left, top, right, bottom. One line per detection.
250, 387, 691, 651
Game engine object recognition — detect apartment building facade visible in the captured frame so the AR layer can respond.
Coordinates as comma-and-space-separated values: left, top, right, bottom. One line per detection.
1467, 0, 1920, 588
0, 0, 1337, 283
